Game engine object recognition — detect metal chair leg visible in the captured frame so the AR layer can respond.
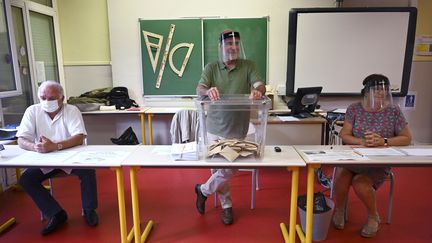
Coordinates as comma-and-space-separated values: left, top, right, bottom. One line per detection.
255, 169, 260, 190
330, 167, 337, 199
214, 192, 218, 208
387, 171, 394, 224
250, 170, 255, 209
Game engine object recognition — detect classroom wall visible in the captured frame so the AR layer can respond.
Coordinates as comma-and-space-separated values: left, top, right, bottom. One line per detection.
58, 0, 432, 144
57, 0, 112, 98
103, 0, 336, 145
106, 0, 335, 103
57, 0, 110, 65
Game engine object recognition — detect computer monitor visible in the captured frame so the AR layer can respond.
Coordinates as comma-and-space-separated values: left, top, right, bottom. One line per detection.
287, 86, 322, 118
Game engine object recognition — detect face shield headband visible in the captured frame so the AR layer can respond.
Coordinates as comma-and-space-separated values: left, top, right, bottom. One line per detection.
219, 31, 245, 63
220, 31, 240, 42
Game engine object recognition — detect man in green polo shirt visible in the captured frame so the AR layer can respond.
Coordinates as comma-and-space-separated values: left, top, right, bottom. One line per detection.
194, 29, 266, 225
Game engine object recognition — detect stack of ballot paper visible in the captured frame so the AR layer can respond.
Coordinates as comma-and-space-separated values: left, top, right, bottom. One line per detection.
301, 150, 368, 161
207, 139, 259, 162
395, 148, 432, 156
353, 147, 406, 156
171, 142, 198, 160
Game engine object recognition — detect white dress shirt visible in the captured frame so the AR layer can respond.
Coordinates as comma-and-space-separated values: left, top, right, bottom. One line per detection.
16, 104, 87, 174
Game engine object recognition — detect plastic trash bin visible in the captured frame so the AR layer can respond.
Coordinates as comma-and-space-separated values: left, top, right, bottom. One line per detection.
298, 197, 334, 241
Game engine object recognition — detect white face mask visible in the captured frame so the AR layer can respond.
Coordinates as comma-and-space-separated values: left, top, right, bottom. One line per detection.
40, 99, 59, 113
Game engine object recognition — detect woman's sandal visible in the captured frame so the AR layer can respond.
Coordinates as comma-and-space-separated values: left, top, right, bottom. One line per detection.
332, 209, 345, 230
361, 214, 381, 238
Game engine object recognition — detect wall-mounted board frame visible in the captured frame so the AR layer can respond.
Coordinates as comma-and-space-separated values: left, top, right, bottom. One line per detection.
286, 7, 417, 97
140, 17, 268, 96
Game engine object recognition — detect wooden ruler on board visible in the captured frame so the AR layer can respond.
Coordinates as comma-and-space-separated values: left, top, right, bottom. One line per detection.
155, 24, 175, 89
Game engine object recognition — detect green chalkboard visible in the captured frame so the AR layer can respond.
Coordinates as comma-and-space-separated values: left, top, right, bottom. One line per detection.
140, 18, 268, 96
140, 19, 203, 96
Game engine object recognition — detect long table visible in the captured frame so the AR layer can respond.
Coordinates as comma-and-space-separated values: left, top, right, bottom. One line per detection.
82, 108, 150, 144
144, 107, 193, 145
0, 145, 136, 242
122, 145, 305, 243
6, 144, 429, 242
82, 107, 328, 146
267, 116, 328, 145
0, 145, 306, 243
294, 145, 432, 243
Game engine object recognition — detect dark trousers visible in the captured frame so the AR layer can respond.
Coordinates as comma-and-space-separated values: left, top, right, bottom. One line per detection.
19, 168, 98, 218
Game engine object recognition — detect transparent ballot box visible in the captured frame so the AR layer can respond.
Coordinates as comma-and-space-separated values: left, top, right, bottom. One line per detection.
194, 95, 271, 161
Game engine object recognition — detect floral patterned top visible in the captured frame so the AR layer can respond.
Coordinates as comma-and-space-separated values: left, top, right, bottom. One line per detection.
344, 102, 408, 188
346, 102, 407, 139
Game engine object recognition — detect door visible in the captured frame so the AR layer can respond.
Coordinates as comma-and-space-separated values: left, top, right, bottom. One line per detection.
2, 0, 63, 126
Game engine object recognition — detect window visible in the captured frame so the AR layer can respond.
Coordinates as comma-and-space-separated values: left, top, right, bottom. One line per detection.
1, 0, 63, 126
0, 0, 22, 98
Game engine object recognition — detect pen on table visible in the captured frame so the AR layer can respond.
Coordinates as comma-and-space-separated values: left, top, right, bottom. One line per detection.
353, 150, 365, 157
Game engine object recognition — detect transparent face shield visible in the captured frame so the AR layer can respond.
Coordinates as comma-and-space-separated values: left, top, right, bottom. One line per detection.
363, 82, 393, 111
218, 31, 245, 63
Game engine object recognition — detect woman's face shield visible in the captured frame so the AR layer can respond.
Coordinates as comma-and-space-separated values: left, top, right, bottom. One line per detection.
363, 81, 393, 111
219, 31, 245, 63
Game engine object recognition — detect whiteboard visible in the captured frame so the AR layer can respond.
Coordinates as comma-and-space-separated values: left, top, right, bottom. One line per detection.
286, 7, 417, 96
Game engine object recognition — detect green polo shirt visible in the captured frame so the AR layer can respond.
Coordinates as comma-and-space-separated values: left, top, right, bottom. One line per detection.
199, 59, 262, 94
198, 59, 263, 138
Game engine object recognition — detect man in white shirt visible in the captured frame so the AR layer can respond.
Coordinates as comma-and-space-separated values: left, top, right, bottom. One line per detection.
16, 81, 98, 235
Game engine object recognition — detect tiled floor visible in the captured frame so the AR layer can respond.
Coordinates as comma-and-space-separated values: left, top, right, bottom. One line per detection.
1, 167, 432, 243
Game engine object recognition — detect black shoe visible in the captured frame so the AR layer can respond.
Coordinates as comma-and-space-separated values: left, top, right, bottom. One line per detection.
195, 184, 207, 214
221, 207, 233, 225
41, 210, 68, 235
83, 209, 99, 227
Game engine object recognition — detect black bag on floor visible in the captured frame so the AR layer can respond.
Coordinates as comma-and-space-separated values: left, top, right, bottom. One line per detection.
107, 87, 139, 110
298, 191, 331, 213
111, 127, 139, 145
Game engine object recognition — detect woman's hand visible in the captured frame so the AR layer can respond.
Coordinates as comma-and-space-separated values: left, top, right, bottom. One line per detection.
363, 131, 384, 147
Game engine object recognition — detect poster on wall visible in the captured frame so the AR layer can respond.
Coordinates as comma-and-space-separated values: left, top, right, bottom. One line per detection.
403, 91, 417, 110
415, 35, 432, 56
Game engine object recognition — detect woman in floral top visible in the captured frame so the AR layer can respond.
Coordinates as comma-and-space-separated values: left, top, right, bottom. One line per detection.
333, 74, 412, 238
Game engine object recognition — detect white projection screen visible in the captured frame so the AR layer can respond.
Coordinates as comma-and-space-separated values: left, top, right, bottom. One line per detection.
286, 7, 417, 96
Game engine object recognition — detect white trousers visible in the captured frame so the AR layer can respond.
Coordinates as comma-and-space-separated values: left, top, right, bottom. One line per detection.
200, 132, 239, 209
201, 168, 238, 209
